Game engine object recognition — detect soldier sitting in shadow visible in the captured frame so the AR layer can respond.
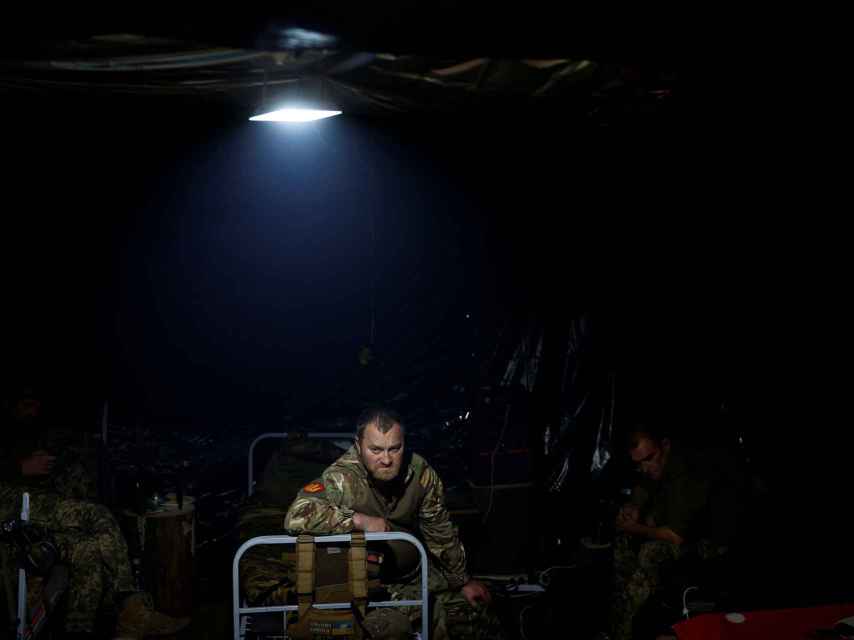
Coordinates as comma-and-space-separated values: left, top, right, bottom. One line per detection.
1, 385, 189, 638
604, 423, 748, 640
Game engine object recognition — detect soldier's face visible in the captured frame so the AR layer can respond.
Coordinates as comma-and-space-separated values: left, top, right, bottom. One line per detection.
357, 422, 405, 483
631, 436, 670, 481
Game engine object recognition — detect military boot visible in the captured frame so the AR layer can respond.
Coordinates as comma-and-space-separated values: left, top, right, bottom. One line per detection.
115, 592, 190, 639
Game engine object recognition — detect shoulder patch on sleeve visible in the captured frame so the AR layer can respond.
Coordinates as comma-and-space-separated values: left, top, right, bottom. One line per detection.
303, 482, 325, 493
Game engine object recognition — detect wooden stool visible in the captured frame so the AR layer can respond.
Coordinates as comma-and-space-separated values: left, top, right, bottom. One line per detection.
123, 494, 195, 618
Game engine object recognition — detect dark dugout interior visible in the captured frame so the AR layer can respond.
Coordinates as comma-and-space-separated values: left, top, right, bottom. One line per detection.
2, 8, 849, 640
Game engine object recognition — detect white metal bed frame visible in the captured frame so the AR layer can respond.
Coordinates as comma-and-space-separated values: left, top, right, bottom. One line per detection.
235, 433, 429, 639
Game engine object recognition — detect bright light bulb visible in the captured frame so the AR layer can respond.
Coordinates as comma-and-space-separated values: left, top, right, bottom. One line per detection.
249, 108, 342, 122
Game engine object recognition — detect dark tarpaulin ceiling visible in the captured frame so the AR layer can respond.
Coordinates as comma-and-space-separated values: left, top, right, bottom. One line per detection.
0, 8, 680, 122
2, 5, 698, 60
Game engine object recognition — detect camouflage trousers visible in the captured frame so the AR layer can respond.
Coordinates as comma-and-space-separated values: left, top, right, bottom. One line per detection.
608, 535, 729, 640
386, 562, 505, 640
1, 485, 135, 633
608, 534, 681, 640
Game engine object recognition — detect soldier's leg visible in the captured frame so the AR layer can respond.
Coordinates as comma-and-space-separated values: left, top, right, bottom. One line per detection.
433, 589, 505, 640
386, 563, 450, 638
388, 567, 504, 640
62, 534, 103, 632
610, 538, 681, 640
613, 533, 639, 594
56, 504, 191, 636
27, 492, 135, 620
19, 492, 98, 632
608, 533, 639, 640
51, 498, 135, 597
361, 607, 414, 640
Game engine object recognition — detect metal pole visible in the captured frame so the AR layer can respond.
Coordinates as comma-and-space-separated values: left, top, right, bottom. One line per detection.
16, 493, 30, 640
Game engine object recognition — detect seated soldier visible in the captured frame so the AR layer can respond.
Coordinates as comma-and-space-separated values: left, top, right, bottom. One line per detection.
607, 425, 747, 640
284, 407, 504, 640
1, 387, 189, 638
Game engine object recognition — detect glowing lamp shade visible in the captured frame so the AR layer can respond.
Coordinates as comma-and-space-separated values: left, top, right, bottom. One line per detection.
249, 108, 342, 122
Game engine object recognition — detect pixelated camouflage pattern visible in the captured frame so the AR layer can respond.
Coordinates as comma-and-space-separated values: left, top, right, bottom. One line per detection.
52, 458, 98, 501
1, 484, 135, 633
608, 532, 732, 640
44, 429, 100, 501
609, 533, 682, 640
284, 447, 469, 589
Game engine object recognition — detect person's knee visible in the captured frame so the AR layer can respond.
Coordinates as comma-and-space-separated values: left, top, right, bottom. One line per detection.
83, 502, 121, 533
362, 608, 412, 640
441, 594, 503, 640
638, 541, 679, 570
56, 497, 116, 527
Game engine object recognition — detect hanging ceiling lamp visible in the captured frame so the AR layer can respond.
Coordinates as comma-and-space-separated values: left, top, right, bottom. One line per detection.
249, 75, 342, 122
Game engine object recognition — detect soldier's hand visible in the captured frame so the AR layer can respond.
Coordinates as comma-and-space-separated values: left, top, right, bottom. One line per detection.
616, 503, 639, 527
461, 580, 492, 607
20, 450, 56, 476
353, 512, 390, 533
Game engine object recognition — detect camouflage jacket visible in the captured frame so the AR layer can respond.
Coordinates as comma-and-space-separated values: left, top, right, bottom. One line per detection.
284, 446, 470, 589
630, 442, 747, 544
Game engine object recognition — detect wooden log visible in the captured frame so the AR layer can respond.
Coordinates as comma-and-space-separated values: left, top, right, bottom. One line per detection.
142, 495, 194, 618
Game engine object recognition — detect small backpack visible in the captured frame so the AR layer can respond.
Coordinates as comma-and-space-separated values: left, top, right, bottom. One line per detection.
287, 532, 372, 640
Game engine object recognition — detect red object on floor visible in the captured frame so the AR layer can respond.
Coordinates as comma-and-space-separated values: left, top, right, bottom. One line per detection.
674, 603, 854, 640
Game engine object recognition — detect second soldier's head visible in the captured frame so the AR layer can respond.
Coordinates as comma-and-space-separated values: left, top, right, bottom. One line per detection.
627, 425, 672, 482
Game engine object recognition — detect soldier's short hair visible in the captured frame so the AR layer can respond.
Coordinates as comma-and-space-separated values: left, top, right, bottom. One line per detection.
625, 423, 669, 451
355, 406, 405, 441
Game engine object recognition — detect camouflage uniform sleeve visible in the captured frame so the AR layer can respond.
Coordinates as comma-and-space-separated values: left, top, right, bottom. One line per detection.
417, 463, 469, 590
283, 469, 357, 534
